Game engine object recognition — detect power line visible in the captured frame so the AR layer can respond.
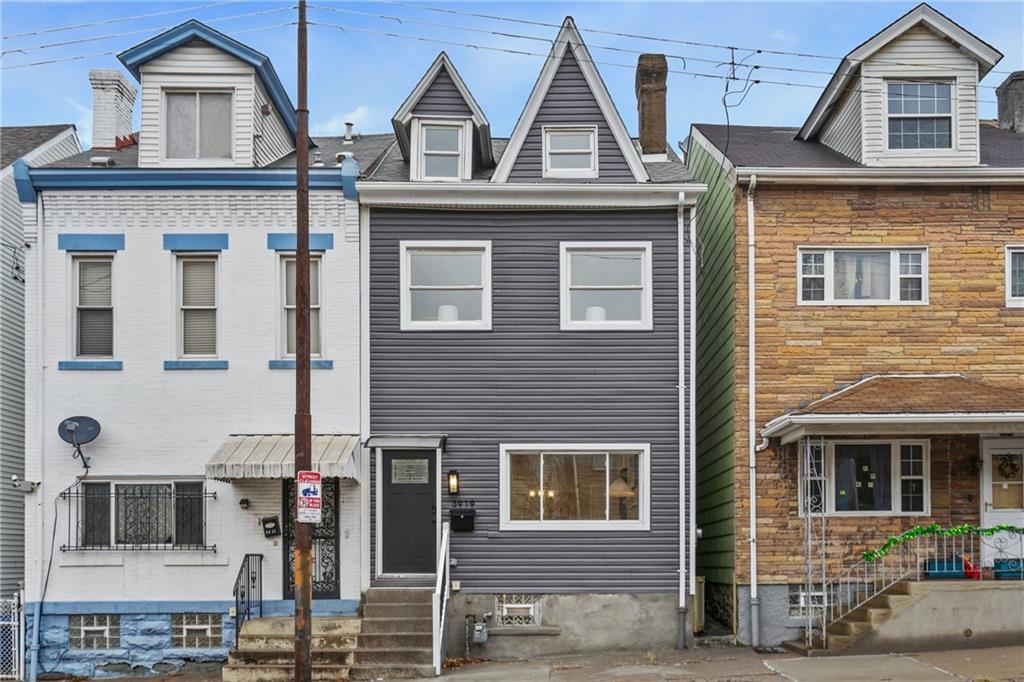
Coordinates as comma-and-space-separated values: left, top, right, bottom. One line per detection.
1, 0, 249, 41
307, 3, 999, 91
372, 0, 1015, 78
1, 22, 295, 71
306, 20, 997, 105
1, 6, 296, 57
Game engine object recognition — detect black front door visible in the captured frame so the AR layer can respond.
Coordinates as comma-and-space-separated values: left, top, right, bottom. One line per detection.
283, 477, 340, 599
382, 450, 436, 574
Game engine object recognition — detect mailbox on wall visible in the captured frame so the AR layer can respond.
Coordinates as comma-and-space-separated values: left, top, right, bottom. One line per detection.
449, 508, 476, 532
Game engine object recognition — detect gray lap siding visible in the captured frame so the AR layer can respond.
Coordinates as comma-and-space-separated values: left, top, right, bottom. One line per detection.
369, 207, 684, 593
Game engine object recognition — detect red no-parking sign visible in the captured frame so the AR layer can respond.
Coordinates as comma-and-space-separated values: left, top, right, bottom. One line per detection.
296, 470, 322, 524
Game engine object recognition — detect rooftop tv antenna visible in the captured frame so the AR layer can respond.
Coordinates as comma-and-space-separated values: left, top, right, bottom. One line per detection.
57, 416, 101, 471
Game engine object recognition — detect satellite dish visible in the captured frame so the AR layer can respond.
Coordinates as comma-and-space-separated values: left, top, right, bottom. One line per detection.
58, 416, 101, 446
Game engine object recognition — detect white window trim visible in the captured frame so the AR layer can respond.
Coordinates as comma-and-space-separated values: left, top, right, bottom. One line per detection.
1006, 245, 1024, 308
498, 443, 651, 531
409, 117, 473, 182
84, 478, 208, 549
72, 254, 116, 359
161, 89, 236, 166
560, 241, 653, 330
824, 439, 931, 517
279, 253, 324, 358
882, 77, 958, 155
176, 254, 219, 359
796, 246, 929, 306
542, 125, 599, 179
399, 240, 492, 331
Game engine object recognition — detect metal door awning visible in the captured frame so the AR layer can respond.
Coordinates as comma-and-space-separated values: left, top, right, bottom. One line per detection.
206, 434, 360, 480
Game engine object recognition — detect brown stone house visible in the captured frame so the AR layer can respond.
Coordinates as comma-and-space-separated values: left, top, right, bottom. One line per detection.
685, 3, 1024, 650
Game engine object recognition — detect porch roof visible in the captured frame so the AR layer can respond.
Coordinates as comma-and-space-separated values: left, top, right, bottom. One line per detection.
206, 434, 360, 481
762, 375, 1024, 444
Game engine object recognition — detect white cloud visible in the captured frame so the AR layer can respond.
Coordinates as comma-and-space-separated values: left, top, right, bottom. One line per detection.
312, 105, 374, 136
64, 96, 92, 150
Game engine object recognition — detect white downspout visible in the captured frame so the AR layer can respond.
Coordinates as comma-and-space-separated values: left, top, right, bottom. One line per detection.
746, 175, 760, 647
688, 203, 698, 619
27, 196, 45, 682
676, 194, 688, 649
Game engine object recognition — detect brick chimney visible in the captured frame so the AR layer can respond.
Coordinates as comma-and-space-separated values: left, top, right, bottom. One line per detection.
997, 71, 1024, 134
89, 69, 137, 150
635, 54, 668, 156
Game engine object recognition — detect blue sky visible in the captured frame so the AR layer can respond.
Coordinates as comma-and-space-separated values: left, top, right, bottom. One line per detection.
2, 1, 1021, 150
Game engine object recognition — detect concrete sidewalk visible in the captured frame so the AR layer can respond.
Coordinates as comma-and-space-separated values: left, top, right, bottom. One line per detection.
421, 645, 1024, 681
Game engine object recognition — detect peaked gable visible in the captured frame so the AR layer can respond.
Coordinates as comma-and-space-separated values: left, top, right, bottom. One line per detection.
392, 52, 493, 166
117, 20, 298, 140
798, 3, 1003, 141
492, 17, 649, 183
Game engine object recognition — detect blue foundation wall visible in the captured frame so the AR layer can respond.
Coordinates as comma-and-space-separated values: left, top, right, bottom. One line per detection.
26, 600, 358, 678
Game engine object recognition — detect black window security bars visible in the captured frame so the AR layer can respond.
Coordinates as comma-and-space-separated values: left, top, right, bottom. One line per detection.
60, 481, 216, 551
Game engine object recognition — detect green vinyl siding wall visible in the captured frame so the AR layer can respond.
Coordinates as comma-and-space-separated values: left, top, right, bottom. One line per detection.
686, 137, 736, 586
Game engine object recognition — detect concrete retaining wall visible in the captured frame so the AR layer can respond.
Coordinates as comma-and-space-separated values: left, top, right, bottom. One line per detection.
442, 593, 680, 660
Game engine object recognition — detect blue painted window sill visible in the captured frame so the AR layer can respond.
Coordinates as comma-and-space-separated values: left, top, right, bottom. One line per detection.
58, 360, 123, 371
268, 359, 334, 370
164, 360, 229, 370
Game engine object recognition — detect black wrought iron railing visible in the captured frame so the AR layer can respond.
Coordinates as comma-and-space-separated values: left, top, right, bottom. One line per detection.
59, 481, 216, 551
233, 553, 263, 646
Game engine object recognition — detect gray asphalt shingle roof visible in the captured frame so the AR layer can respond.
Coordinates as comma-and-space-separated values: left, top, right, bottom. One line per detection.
1, 124, 75, 168
693, 122, 1024, 169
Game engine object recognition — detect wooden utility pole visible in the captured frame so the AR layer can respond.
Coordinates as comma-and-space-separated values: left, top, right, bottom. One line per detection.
293, 1, 313, 681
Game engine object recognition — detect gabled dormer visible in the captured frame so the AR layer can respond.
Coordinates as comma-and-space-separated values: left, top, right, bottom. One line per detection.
116, 20, 297, 168
799, 3, 1003, 167
492, 17, 649, 183
391, 53, 493, 182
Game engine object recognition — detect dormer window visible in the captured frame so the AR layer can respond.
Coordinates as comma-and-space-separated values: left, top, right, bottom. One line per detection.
543, 126, 598, 178
886, 81, 953, 150
165, 91, 233, 160
411, 118, 472, 181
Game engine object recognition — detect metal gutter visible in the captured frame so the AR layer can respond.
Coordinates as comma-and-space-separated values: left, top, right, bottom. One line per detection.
356, 182, 706, 209
735, 166, 1024, 185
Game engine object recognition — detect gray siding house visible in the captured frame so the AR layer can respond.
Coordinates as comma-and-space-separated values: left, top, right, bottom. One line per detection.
358, 18, 704, 657
0, 125, 80, 597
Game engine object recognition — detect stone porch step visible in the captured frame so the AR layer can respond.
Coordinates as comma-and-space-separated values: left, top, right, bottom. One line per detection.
354, 647, 432, 665
365, 588, 433, 604
229, 648, 354, 666
360, 617, 432, 634
358, 632, 433, 649
237, 633, 357, 651
241, 616, 361, 636
363, 601, 433, 618
349, 663, 435, 679
222, 664, 350, 682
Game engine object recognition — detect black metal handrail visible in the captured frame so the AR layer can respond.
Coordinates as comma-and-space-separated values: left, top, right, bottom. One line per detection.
233, 553, 263, 647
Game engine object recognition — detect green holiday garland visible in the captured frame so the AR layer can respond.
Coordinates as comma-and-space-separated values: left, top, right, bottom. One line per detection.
862, 523, 1024, 562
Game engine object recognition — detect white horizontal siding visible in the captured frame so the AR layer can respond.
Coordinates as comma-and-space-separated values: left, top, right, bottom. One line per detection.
820, 76, 862, 162
138, 41, 257, 167
253, 79, 294, 167
861, 25, 980, 167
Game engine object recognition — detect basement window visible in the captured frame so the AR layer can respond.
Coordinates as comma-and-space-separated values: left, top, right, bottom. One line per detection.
496, 594, 541, 626
172, 613, 223, 648
70, 615, 120, 650
787, 585, 824, 618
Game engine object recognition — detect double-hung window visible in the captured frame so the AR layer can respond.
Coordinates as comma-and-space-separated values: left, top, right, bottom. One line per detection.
74, 257, 114, 357
72, 480, 209, 550
543, 126, 598, 178
400, 241, 491, 330
178, 256, 217, 356
282, 255, 322, 356
798, 247, 927, 305
1007, 246, 1024, 308
824, 440, 930, 515
886, 81, 953, 150
500, 444, 650, 530
412, 119, 470, 181
561, 242, 653, 329
165, 91, 233, 160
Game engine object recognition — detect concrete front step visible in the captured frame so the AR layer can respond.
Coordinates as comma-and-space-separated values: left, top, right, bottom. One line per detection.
358, 632, 433, 649
827, 619, 872, 637
365, 588, 433, 604
349, 663, 435, 679
354, 647, 432, 665
241, 616, 361, 637
222, 664, 351, 682
237, 633, 357, 651
360, 617, 432, 634
364, 602, 433, 618
845, 606, 890, 625
229, 648, 354, 667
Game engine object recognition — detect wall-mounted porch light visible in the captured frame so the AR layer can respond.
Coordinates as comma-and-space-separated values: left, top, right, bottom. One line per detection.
447, 470, 460, 494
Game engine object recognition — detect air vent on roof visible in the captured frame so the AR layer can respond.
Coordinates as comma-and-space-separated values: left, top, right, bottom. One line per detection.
313, 151, 324, 167
89, 156, 115, 167
335, 152, 352, 166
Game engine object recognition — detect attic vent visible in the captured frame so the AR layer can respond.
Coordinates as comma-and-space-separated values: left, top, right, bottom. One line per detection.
89, 157, 115, 167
